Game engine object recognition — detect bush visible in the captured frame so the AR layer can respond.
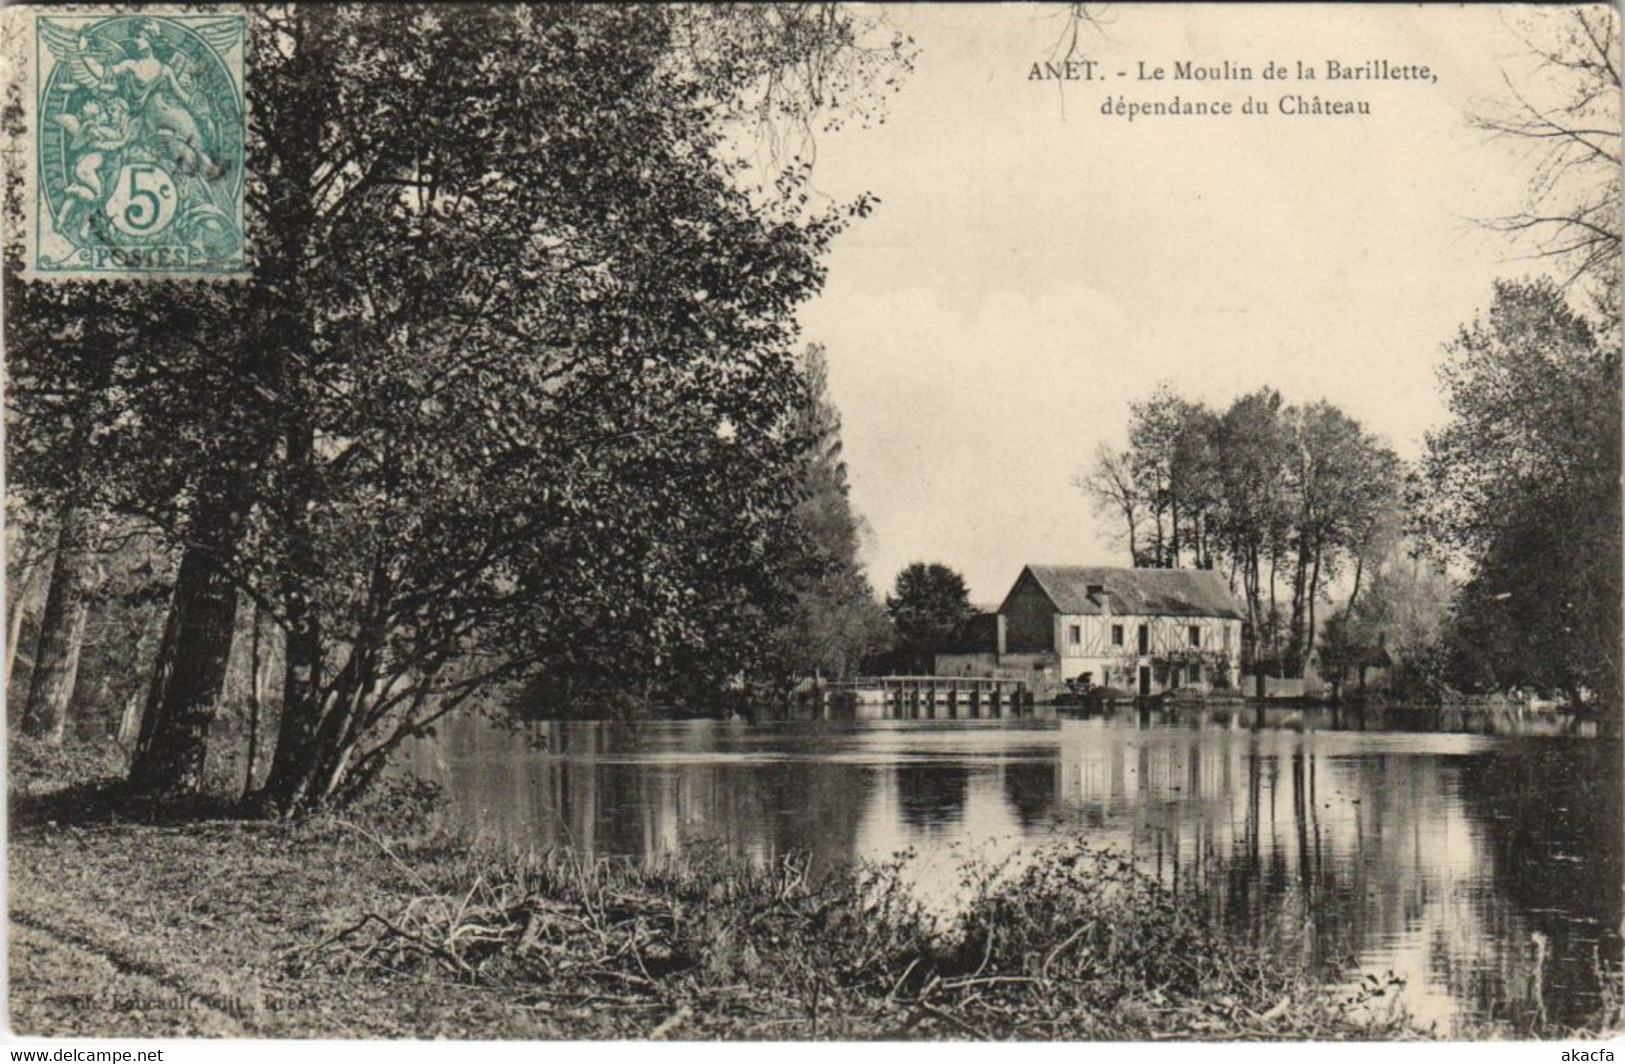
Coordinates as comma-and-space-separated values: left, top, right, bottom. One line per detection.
347, 775, 445, 838
8, 731, 126, 796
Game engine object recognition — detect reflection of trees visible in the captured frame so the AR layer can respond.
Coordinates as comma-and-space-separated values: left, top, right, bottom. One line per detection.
1167, 743, 1620, 1028
896, 762, 971, 831
1454, 741, 1624, 1025
1001, 758, 1058, 827
417, 716, 882, 871
748, 756, 874, 872
1091, 731, 1611, 1028
1215, 755, 1438, 973
413, 714, 1617, 1029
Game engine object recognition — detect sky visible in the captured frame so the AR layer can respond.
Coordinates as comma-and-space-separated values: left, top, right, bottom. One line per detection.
789, 3, 1568, 604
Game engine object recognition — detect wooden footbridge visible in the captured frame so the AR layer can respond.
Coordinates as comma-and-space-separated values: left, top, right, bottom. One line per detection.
808, 675, 1032, 718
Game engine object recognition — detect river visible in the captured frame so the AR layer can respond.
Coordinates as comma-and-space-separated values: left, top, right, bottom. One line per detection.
405, 703, 1620, 1032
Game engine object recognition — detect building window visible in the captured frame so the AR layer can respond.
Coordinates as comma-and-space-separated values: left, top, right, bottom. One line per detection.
1138, 625, 1148, 655
1224, 624, 1233, 650
1068, 624, 1081, 645
1191, 663, 1202, 684
1189, 625, 1201, 648
1170, 665, 1182, 686
1111, 624, 1124, 647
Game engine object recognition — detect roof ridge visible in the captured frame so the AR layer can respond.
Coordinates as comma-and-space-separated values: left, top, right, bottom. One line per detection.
1017, 564, 1242, 619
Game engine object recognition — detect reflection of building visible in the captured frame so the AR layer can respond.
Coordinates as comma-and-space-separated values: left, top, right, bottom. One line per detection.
938, 566, 1243, 695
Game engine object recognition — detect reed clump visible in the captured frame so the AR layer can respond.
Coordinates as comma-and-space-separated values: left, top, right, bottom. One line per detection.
294, 833, 1419, 1040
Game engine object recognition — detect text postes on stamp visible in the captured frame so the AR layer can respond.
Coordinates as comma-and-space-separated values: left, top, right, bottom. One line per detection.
27, 10, 246, 281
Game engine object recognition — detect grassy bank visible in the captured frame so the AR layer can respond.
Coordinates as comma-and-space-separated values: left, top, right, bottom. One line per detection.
8, 736, 1619, 1040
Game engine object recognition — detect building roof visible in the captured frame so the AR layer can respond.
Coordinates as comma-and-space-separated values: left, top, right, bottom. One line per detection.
1013, 565, 1244, 620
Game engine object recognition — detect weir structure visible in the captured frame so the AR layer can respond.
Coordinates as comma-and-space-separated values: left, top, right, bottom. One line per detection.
808, 675, 1033, 719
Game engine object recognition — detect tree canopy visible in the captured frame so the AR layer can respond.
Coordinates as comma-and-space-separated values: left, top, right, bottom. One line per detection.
1417, 278, 1621, 708
4, 5, 911, 809
884, 562, 975, 674
1081, 384, 1402, 681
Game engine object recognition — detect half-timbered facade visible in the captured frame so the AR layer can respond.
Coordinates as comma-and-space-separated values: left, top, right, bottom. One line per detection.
996, 565, 1244, 695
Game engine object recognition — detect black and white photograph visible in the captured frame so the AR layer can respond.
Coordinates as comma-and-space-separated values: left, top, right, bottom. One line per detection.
1, 1, 1621, 1049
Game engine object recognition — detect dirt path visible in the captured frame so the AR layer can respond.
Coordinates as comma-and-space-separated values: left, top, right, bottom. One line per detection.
7, 821, 558, 1038
9, 913, 249, 1038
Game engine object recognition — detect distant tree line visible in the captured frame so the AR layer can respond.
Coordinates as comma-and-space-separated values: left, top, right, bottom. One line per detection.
1081, 8, 1621, 712
1078, 290, 1619, 712
1079, 385, 1403, 686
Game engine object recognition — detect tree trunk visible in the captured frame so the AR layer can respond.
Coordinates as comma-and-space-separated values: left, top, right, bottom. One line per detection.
1169, 490, 1180, 568
1151, 500, 1165, 568
265, 646, 381, 814
21, 507, 94, 744
116, 689, 142, 748
262, 620, 322, 811
1285, 533, 1313, 677
261, 416, 325, 813
1267, 549, 1281, 675
1346, 550, 1366, 617
243, 604, 265, 799
1304, 541, 1324, 672
6, 554, 43, 692
113, 610, 164, 751
128, 493, 243, 794
1240, 545, 1263, 698
133, 605, 176, 754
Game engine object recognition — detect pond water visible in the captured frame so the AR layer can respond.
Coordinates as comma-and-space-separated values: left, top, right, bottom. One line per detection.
405, 704, 1621, 1032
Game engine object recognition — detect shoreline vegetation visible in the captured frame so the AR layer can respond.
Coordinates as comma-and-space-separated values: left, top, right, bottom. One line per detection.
10, 735, 1621, 1041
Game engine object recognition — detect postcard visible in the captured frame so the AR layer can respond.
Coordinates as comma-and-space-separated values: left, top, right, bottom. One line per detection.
3, 2, 1619, 1050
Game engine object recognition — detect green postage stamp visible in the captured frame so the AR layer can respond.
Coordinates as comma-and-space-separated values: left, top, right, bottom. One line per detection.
23, 9, 247, 280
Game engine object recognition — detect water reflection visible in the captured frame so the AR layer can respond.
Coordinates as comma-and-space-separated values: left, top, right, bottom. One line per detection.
406, 708, 1620, 1031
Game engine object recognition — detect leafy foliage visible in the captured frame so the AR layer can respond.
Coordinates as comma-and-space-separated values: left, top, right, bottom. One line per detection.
1417, 279, 1621, 708
766, 344, 892, 682
1081, 385, 1403, 680
884, 562, 975, 673
4, 6, 911, 807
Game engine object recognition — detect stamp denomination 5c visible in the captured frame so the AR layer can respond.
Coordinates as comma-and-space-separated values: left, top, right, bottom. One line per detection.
25, 9, 246, 281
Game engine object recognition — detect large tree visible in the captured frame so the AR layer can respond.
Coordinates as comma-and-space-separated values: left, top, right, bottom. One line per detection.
1473, 6, 1620, 295
1208, 388, 1293, 685
1084, 384, 1401, 683
1280, 401, 1403, 677
884, 562, 975, 674
1080, 387, 1222, 572
5, 6, 910, 808
768, 344, 891, 683
1417, 278, 1621, 709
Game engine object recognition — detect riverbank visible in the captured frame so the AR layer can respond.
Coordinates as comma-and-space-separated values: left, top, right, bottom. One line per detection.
9, 736, 1620, 1040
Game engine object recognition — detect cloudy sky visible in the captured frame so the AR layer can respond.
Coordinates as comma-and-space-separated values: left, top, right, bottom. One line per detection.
792, 3, 1567, 604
